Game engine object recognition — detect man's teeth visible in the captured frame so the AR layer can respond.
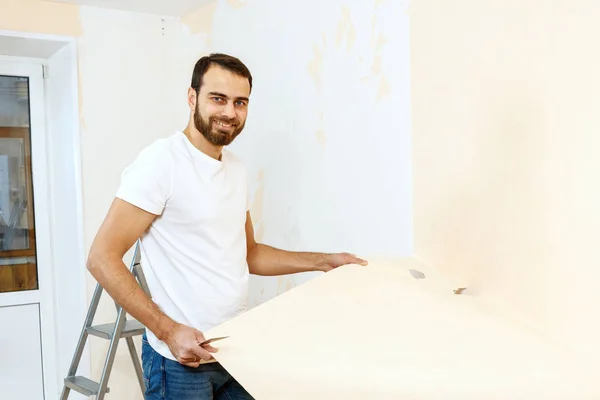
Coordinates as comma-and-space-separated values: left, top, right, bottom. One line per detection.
216, 121, 231, 127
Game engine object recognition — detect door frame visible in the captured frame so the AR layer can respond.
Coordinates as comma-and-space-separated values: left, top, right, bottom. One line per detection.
0, 30, 89, 399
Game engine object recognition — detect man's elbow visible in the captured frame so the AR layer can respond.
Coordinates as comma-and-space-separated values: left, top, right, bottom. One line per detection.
246, 244, 260, 275
86, 246, 106, 277
86, 251, 99, 274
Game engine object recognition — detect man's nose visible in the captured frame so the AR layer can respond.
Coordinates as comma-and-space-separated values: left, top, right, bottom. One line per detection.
221, 101, 236, 119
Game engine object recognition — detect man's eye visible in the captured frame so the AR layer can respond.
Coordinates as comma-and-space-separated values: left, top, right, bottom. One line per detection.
235, 101, 247, 107
212, 97, 224, 103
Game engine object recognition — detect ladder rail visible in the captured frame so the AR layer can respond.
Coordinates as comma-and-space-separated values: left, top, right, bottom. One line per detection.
96, 307, 127, 400
61, 239, 148, 399
60, 281, 104, 400
126, 335, 146, 393
104, 240, 147, 395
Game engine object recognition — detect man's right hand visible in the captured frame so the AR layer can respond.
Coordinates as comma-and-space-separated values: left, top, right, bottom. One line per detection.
163, 323, 219, 367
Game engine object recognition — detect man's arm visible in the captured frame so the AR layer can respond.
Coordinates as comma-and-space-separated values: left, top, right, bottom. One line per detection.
87, 198, 217, 366
245, 211, 368, 276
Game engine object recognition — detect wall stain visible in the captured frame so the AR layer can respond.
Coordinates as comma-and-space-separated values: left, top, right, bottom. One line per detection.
377, 75, 390, 101
307, 42, 323, 91
369, 7, 390, 102
277, 276, 286, 293
376, 33, 388, 51
285, 280, 294, 292
182, 1, 218, 34
335, 5, 356, 52
371, 15, 378, 47
227, 0, 247, 9
371, 55, 382, 76
316, 128, 327, 146
276, 276, 295, 295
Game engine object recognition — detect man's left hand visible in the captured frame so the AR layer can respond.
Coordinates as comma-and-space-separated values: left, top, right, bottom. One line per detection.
319, 253, 368, 272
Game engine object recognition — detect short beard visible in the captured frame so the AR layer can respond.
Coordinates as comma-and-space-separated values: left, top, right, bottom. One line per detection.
194, 107, 244, 147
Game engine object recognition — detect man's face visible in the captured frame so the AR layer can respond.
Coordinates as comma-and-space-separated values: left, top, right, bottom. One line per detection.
193, 65, 250, 146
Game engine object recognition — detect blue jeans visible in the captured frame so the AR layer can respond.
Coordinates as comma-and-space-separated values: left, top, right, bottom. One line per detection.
141, 334, 254, 400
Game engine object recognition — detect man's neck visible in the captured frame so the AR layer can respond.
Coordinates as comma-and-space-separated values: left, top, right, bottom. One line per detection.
183, 126, 223, 161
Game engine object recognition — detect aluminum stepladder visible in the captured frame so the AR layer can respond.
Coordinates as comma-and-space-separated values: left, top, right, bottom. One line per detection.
60, 240, 150, 399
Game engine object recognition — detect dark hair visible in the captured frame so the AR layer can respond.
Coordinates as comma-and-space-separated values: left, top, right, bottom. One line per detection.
191, 53, 253, 94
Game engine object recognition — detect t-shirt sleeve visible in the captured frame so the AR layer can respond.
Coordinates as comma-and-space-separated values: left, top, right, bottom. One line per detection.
115, 143, 172, 215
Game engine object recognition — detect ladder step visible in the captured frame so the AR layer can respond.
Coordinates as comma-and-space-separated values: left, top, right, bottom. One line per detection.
64, 376, 110, 396
87, 319, 145, 340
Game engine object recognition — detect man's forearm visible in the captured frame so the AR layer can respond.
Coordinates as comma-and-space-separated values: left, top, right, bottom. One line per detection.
247, 243, 329, 276
87, 253, 177, 340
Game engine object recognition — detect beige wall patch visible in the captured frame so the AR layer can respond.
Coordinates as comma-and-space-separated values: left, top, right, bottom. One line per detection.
227, 0, 247, 10
307, 42, 324, 91
335, 5, 356, 52
182, 0, 218, 35
0, 0, 83, 37
377, 75, 390, 101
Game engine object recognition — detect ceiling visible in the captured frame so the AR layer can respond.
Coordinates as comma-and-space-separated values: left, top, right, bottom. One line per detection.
48, 0, 215, 17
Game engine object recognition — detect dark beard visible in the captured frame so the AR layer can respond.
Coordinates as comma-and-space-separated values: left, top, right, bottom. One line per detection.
194, 108, 245, 146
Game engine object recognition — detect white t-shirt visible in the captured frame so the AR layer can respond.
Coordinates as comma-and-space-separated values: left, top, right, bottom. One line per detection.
115, 131, 250, 361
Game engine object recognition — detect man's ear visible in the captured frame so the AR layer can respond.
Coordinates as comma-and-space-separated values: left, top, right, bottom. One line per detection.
187, 87, 197, 111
